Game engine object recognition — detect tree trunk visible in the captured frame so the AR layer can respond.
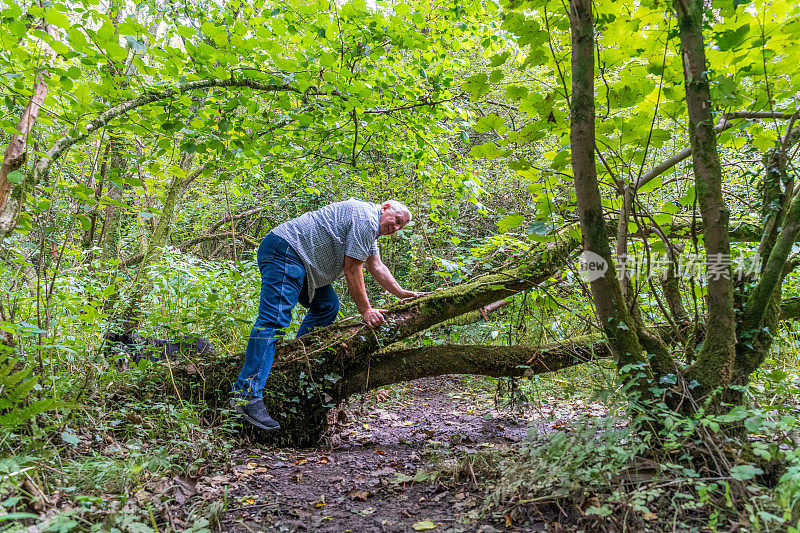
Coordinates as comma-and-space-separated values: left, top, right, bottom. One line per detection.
116, 162, 204, 331
168, 320, 610, 447
675, 0, 737, 395
0, 20, 59, 241
569, 0, 649, 382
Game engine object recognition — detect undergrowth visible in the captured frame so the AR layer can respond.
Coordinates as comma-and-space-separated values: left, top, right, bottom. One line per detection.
0, 248, 257, 531
1, 363, 240, 531
424, 356, 800, 532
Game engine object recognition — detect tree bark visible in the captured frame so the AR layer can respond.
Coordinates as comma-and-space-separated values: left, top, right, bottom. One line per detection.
0, 19, 59, 240
569, 0, 647, 380
675, 0, 737, 393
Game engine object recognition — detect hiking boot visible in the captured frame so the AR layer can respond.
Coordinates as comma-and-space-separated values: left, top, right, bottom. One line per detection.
229, 397, 280, 431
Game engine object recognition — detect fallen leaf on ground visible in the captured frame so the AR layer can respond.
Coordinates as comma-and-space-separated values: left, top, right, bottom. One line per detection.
171, 475, 198, 505
348, 489, 371, 501
412, 520, 438, 531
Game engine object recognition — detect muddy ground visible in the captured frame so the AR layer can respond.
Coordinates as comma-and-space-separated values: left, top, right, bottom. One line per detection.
218, 376, 605, 532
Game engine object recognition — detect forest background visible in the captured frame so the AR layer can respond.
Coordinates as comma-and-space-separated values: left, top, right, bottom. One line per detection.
1, 0, 800, 530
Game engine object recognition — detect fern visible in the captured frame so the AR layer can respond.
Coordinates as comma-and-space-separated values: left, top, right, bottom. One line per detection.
0, 352, 57, 430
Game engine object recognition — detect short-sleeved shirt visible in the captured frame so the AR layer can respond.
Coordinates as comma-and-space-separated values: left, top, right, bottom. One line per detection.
272, 198, 380, 301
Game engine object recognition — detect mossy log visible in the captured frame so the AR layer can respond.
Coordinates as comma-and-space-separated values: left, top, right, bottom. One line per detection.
167, 335, 610, 447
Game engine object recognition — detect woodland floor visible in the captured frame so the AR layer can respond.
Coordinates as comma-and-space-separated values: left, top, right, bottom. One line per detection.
217, 375, 607, 532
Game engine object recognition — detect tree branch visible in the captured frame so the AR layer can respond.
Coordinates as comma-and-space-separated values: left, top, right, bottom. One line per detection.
635, 111, 797, 191
340, 337, 611, 396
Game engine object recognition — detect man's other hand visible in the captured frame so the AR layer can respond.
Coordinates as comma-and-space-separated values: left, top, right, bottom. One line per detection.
362, 308, 388, 327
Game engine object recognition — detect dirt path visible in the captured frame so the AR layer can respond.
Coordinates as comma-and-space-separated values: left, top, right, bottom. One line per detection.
220, 376, 542, 532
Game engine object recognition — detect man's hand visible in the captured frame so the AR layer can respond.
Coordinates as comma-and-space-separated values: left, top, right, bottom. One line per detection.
399, 290, 428, 301
362, 307, 388, 327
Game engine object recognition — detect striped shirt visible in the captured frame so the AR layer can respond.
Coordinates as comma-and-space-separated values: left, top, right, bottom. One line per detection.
272, 199, 380, 301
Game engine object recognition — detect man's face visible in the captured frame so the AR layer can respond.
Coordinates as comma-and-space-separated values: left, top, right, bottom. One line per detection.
378, 204, 409, 236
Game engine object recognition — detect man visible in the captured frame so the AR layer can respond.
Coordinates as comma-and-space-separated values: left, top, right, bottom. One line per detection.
231, 198, 424, 430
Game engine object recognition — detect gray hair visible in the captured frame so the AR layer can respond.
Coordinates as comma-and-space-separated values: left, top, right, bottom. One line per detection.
384, 200, 412, 222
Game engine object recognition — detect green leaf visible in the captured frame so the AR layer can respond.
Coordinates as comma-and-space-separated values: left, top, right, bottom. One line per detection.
76, 214, 92, 232
0, 513, 41, 522
123, 35, 147, 53
505, 85, 529, 100
527, 220, 555, 236
474, 114, 506, 133
661, 202, 679, 215
461, 73, 489, 100
201, 21, 219, 37
213, 32, 228, 47
6, 170, 24, 184
44, 9, 71, 29
61, 431, 80, 446
176, 26, 195, 39
744, 416, 764, 433
714, 24, 750, 51
489, 50, 510, 67
497, 213, 524, 232
678, 186, 695, 206
469, 142, 510, 159
730, 464, 763, 481
412, 520, 437, 531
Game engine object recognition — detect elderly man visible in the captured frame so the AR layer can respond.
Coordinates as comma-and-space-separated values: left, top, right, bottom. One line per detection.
231, 198, 424, 430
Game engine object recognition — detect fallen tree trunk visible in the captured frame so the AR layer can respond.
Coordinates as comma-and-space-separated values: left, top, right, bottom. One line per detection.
339, 335, 611, 398
168, 333, 609, 446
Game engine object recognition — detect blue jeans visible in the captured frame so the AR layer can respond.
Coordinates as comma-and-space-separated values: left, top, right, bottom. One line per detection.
233, 234, 340, 398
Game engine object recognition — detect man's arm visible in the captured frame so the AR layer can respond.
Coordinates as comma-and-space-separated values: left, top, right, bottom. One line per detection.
344, 255, 386, 327
365, 254, 426, 299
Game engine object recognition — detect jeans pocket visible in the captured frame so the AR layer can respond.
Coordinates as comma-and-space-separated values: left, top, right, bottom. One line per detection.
284, 258, 305, 282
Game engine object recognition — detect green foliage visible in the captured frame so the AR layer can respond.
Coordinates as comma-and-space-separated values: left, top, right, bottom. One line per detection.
0, 353, 57, 430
